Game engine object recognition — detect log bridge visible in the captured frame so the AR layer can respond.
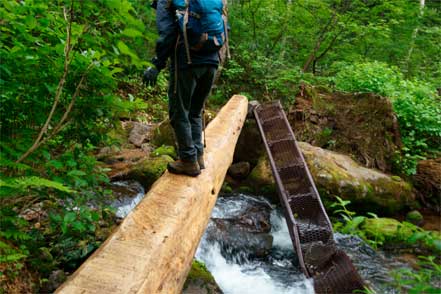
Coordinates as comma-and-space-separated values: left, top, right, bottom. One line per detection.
57, 96, 364, 294
56, 95, 248, 294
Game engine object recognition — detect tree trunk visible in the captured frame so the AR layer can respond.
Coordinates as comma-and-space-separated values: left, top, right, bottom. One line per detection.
55, 95, 248, 294
405, 0, 425, 74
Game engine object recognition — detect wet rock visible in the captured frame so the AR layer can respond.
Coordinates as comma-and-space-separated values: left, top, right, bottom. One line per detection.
334, 233, 407, 293
209, 219, 273, 258
183, 260, 222, 294
302, 241, 336, 271
406, 210, 424, 226
299, 142, 415, 214
129, 122, 154, 147
228, 162, 251, 180
206, 200, 273, 258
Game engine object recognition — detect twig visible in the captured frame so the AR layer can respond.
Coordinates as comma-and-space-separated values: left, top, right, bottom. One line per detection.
38, 63, 94, 146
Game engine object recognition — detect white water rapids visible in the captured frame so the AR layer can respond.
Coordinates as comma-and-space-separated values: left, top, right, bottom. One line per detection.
194, 195, 315, 294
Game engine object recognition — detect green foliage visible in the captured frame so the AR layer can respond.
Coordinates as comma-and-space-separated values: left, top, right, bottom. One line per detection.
390, 256, 441, 294
152, 145, 177, 159
331, 196, 441, 252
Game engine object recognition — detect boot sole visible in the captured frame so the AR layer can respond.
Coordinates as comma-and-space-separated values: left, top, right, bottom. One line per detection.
167, 164, 201, 177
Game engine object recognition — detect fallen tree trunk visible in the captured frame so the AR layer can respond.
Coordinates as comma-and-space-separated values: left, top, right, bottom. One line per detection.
56, 95, 248, 294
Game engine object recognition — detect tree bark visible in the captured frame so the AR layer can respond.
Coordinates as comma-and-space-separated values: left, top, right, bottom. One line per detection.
55, 95, 248, 294
302, 12, 337, 72
405, 0, 425, 74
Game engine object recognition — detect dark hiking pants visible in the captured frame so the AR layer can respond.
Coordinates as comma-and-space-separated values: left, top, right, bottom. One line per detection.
168, 65, 217, 162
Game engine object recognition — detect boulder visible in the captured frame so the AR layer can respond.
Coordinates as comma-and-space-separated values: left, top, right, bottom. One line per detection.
208, 219, 273, 258
206, 201, 273, 258
247, 155, 273, 187
233, 120, 265, 166
227, 162, 251, 180
129, 122, 154, 147
151, 120, 176, 147
183, 260, 222, 294
248, 142, 416, 213
299, 142, 415, 213
246, 155, 277, 201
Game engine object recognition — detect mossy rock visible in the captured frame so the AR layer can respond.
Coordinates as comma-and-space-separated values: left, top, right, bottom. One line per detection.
107, 121, 130, 146
236, 186, 254, 194
127, 155, 174, 189
406, 210, 424, 226
183, 260, 222, 294
362, 218, 413, 240
152, 145, 177, 159
151, 120, 176, 147
247, 156, 275, 189
221, 182, 233, 194
298, 142, 416, 214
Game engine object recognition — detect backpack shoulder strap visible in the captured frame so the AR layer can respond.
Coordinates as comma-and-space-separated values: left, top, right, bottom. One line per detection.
221, 0, 231, 59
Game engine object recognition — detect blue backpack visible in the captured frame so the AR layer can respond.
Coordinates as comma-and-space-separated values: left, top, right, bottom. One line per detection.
172, 0, 229, 64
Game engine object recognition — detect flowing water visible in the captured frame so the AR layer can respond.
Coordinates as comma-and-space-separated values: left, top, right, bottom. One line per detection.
109, 180, 145, 218
110, 182, 407, 294
195, 193, 408, 294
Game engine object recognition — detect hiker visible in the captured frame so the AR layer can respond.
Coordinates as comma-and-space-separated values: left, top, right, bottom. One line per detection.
143, 0, 228, 177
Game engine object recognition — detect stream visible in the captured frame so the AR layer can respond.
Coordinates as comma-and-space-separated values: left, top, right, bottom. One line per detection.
110, 182, 409, 294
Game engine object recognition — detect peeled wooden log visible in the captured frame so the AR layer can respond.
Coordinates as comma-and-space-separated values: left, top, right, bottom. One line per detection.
56, 95, 248, 294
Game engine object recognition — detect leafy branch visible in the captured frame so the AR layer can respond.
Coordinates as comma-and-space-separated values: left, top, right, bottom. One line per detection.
16, 1, 92, 163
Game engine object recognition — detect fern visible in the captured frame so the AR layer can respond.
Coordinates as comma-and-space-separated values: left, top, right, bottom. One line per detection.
0, 158, 31, 171
0, 176, 74, 195
0, 241, 28, 264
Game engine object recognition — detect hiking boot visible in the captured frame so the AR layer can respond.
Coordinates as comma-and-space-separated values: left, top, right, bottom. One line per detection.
167, 159, 201, 177
198, 155, 205, 170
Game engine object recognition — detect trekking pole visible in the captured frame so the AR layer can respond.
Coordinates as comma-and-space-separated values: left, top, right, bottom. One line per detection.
202, 102, 206, 148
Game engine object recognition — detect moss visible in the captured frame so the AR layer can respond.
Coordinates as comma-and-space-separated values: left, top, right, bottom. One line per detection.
247, 156, 274, 187
184, 260, 218, 292
128, 155, 174, 189
362, 218, 413, 240
406, 210, 424, 225
236, 186, 254, 194
107, 121, 129, 146
152, 145, 177, 159
151, 120, 175, 147
221, 182, 233, 193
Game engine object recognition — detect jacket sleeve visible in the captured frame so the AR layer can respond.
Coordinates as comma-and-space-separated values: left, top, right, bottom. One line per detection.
152, 0, 177, 71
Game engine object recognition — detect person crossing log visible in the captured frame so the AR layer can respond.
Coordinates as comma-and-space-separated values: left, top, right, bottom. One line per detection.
55, 95, 248, 294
